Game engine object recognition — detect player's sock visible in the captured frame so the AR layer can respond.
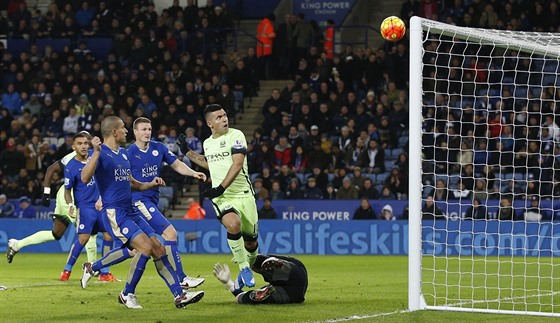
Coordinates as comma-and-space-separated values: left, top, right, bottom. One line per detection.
124, 253, 150, 295
227, 232, 249, 269
91, 247, 132, 272
153, 254, 183, 298
164, 240, 186, 281
85, 234, 98, 264
246, 243, 259, 267
64, 240, 86, 271
17, 231, 55, 249
99, 238, 113, 275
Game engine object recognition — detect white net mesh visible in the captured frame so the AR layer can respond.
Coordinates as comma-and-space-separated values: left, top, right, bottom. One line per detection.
417, 19, 560, 315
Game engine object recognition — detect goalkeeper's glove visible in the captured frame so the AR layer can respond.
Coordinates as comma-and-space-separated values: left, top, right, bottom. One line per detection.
177, 134, 190, 155
41, 187, 51, 207
213, 263, 238, 294
202, 185, 225, 199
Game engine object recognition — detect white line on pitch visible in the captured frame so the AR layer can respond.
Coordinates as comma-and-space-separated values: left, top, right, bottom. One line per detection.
310, 309, 409, 322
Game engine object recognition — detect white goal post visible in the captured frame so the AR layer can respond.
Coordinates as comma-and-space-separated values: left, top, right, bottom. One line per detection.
409, 16, 560, 316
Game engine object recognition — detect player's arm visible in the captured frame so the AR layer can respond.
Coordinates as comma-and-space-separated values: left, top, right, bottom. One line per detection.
130, 176, 166, 191
220, 153, 244, 189
177, 134, 209, 169
186, 150, 209, 169
82, 137, 101, 183
64, 188, 76, 218
41, 160, 63, 206
170, 159, 207, 181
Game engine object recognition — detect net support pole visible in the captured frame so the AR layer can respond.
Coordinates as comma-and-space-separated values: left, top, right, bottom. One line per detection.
408, 16, 425, 312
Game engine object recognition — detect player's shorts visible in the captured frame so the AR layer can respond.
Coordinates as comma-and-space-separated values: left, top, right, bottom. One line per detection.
75, 206, 106, 235
134, 200, 171, 235
53, 186, 75, 225
211, 195, 258, 240
102, 207, 156, 246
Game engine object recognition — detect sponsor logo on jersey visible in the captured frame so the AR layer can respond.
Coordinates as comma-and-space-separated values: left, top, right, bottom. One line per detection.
206, 151, 230, 162
142, 164, 158, 178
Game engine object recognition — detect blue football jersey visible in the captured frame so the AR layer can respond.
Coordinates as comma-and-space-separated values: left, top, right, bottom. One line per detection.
127, 141, 178, 204
64, 157, 99, 208
94, 144, 133, 209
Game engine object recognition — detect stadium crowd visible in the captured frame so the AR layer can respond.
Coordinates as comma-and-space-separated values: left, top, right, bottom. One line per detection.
1, 0, 560, 220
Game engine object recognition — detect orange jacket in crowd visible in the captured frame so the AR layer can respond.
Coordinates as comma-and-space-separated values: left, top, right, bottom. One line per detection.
324, 24, 334, 59
256, 17, 276, 57
183, 202, 206, 220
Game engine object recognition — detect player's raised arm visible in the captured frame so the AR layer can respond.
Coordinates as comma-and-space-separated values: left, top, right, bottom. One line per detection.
130, 176, 166, 191
41, 159, 63, 206
177, 134, 209, 169
170, 159, 207, 181
81, 136, 101, 183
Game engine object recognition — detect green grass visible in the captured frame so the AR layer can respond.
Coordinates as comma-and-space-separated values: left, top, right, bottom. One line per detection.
1, 254, 560, 322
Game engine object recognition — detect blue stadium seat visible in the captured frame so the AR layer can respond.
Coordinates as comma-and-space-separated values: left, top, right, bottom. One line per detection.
398, 136, 408, 148
384, 160, 395, 171
158, 186, 174, 211
391, 148, 404, 159
376, 172, 389, 183
513, 86, 528, 98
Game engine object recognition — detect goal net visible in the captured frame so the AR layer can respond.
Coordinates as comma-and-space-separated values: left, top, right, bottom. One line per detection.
408, 16, 560, 316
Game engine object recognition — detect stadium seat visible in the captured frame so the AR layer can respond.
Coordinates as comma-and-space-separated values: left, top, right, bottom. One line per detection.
391, 148, 404, 160
376, 172, 389, 183
384, 160, 395, 171
159, 186, 174, 211
513, 86, 528, 98
398, 136, 408, 148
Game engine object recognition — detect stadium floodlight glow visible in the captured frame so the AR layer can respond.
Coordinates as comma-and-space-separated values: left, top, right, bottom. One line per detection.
409, 16, 560, 317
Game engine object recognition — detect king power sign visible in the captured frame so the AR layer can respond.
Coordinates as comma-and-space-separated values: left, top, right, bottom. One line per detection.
294, 0, 356, 25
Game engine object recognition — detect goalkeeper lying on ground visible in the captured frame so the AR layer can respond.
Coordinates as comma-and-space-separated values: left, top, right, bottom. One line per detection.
213, 254, 307, 304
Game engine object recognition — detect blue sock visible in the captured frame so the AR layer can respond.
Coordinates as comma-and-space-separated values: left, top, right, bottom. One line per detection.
124, 253, 150, 295
165, 240, 186, 281
92, 247, 131, 272
99, 239, 113, 275
154, 254, 183, 298
64, 240, 85, 272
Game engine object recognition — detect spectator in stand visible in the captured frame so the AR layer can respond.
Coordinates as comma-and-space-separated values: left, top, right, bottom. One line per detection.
274, 136, 292, 169
0, 139, 25, 182
464, 197, 488, 220
379, 185, 397, 200
269, 180, 285, 200
1, 83, 22, 117
290, 145, 308, 174
336, 177, 359, 200
15, 196, 36, 219
323, 183, 337, 200
253, 178, 269, 201
285, 178, 303, 199
380, 204, 396, 221
359, 177, 379, 199
258, 197, 278, 220
358, 139, 385, 174
422, 195, 444, 220
276, 164, 297, 191
0, 194, 16, 218
385, 166, 407, 199
498, 195, 516, 220
352, 198, 376, 220
303, 177, 323, 199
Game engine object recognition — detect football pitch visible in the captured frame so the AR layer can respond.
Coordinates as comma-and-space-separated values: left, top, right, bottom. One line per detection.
0, 254, 558, 323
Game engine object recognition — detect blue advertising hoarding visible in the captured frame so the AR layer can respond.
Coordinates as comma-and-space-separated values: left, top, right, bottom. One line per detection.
2, 219, 560, 256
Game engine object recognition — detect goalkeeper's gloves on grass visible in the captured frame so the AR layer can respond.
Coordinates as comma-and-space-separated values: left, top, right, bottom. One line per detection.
203, 185, 225, 199
213, 263, 238, 293
177, 134, 190, 155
